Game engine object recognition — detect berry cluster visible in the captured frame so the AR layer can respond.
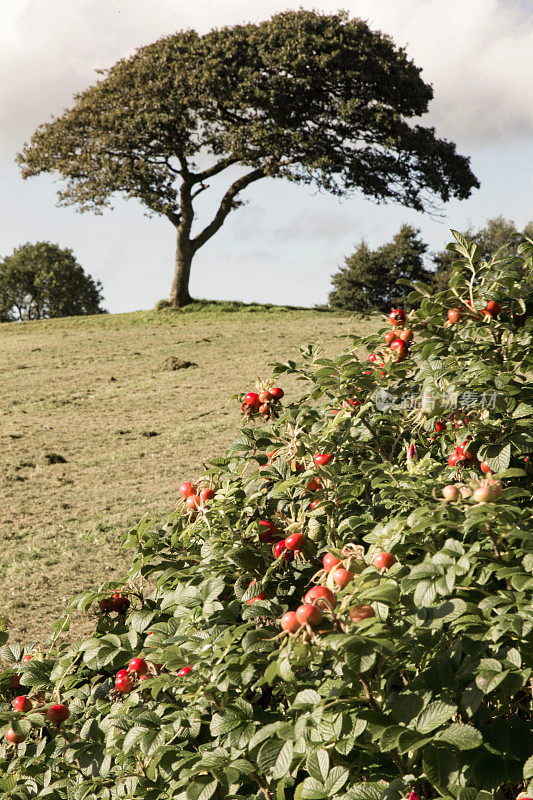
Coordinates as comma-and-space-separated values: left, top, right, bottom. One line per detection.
98, 592, 131, 614
442, 476, 503, 503
240, 386, 284, 419
380, 308, 413, 362
178, 481, 215, 512
5, 654, 70, 745
447, 299, 502, 325
278, 549, 396, 635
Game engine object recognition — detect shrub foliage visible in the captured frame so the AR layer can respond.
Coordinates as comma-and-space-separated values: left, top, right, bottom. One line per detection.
0, 241, 105, 321
1, 233, 532, 800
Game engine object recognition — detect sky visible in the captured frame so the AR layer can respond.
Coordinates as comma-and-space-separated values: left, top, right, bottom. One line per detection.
1, 0, 533, 312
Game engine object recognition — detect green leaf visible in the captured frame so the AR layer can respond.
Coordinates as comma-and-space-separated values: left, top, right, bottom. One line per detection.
187, 777, 218, 800
210, 711, 242, 736
423, 745, 460, 791
413, 579, 437, 607
140, 728, 165, 756
272, 740, 294, 779
122, 725, 145, 754
416, 700, 456, 733
324, 766, 349, 794
524, 754, 533, 781
292, 690, 322, 709
436, 723, 483, 750
512, 403, 533, 418
475, 670, 509, 694
127, 608, 157, 633
346, 782, 387, 800
479, 443, 511, 473
306, 748, 329, 782
257, 738, 284, 773
301, 777, 327, 799
391, 693, 425, 724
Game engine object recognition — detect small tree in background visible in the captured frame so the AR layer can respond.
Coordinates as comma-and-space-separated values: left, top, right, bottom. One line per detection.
432, 216, 533, 292
0, 242, 105, 321
329, 224, 431, 311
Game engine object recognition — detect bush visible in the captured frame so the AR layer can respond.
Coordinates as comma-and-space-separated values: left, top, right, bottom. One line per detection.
329, 225, 432, 312
0, 242, 105, 321
1, 232, 532, 800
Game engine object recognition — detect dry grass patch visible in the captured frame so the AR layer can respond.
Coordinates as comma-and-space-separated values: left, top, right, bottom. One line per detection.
0, 305, 379, 644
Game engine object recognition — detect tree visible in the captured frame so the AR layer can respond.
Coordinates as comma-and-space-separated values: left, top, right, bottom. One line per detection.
17, 10, 479, 308
432, 215, 533, 291
329, 224, 432, 311
0, 242, 105, 321
1, 233, 532, 800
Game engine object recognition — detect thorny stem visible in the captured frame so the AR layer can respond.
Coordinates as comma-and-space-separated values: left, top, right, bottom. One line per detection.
489, 328, 505, 365
252, 774, 272, 800
488, 524, 501, 558
359, 415, 389, 462
359, 675, 381, 712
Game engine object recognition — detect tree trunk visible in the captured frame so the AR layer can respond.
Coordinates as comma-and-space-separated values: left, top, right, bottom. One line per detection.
169, 230, 193, 307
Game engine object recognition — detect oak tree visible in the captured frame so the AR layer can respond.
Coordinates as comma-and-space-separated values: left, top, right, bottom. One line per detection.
0, 241, 105, 321
18, 10, 479, 307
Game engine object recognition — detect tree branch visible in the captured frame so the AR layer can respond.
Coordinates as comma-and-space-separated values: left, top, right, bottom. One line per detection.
165, 210, 182, 227
192, 156, 240, 183
191, 167, 266, 251
191, 182, 209, 200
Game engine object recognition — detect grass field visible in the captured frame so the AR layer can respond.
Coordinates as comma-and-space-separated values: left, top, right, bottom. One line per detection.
0, 304, 380, 646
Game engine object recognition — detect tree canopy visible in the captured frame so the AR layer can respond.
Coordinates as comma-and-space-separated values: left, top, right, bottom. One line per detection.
329, 224, 432, 311
17, 10, 479, 306
0, 242, 105, 322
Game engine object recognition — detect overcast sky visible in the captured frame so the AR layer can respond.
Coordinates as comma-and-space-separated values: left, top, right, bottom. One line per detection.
1, 0, 532, 312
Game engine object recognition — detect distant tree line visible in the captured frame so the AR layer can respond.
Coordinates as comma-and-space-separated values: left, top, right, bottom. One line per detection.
0, 241, 105, 322
329, 216, 533, 312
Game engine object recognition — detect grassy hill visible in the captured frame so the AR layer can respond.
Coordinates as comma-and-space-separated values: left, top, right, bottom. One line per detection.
0, 304, 380, 645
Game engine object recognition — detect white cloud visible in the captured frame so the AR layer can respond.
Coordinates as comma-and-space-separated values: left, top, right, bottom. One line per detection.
272, 208, 362, 243
1, 0, 532, 162
351, 0, 533, 146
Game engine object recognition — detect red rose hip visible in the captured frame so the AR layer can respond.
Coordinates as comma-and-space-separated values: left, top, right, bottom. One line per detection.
116, 675, 135, 694
127, 658, 148, 675
5, 727, 26, 744
280, 611, 300, 633
349, 605, 376, 623
389, 309, 406, 326
284, 532, 306, 551
46, 704, 70, 723
447, 308, 461, 324
13, 696, 32, 713
179, 481, 195, 499
373, 552, 396, 570
295, 604, 323, 626
303, 585, 337, 609
314, 453, 333, 467
323, 552, 341, 573
332, 567, 354, 588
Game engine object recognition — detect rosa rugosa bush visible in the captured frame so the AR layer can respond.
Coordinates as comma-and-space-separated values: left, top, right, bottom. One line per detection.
1, 232, 532, 800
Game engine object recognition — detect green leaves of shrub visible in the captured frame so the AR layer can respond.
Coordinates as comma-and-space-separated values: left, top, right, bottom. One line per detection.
1, 236, 532, 800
